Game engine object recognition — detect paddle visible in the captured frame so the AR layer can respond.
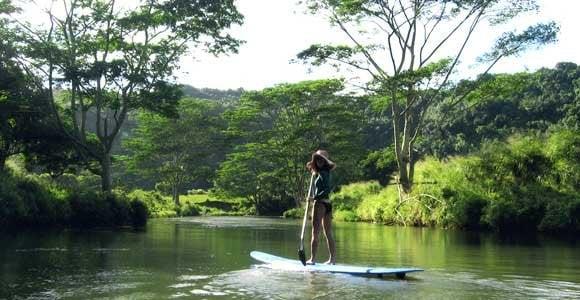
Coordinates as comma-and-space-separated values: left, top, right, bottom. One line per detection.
298, 173, 315, 266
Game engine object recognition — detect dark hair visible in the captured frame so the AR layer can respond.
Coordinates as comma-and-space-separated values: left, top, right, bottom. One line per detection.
306, 151, 336, 173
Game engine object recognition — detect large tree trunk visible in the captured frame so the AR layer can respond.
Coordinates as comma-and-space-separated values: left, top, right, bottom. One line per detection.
392, 102, 413, 194
0, 154, 6, 173
172, 185, 180, 207
100, 153, 113, 192
396, 153, 412, 193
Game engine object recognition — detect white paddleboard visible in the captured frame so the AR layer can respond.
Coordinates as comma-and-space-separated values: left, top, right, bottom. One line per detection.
250, 251, 423, 279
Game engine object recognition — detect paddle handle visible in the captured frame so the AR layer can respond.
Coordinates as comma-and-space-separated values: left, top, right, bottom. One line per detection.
300, 174, 315, 246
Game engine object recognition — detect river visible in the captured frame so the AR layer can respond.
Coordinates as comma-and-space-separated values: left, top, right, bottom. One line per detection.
1, 217, 579, 299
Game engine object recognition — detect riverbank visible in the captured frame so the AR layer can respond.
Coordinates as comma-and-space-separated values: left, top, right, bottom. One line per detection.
0, 162, 250, 229
0, 167, 147, 229
2, 130, 578, 233
305, 130, 580, 233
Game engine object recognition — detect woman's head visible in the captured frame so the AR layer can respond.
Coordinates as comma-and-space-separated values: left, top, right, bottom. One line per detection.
306, 149, 336, 172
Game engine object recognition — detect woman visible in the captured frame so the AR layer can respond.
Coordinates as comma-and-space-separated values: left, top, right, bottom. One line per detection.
306, 149, 336, 265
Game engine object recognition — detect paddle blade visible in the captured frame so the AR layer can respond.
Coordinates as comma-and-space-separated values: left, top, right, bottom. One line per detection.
298, 249, 306, 266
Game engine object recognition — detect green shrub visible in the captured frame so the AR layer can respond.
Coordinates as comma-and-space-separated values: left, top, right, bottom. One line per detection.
482, 198, 518, 230
356, 186, 398, 224
130, 199, 148, 227
69, 190, 110, 227
0, 173, 26, 227
107, 190, 133, 226
282, 207, 303, 219
539, 199, 570, 232
539, 194, 580, 232
545, 129, 580, 190
569, 199, 580, 231
0, 171, 71, 227
331, 181, 381, 211
334, 130, 580, 233
179, 201, 201, 216
0, 160, 152, 229
0, 169, 146, 229
127, 189, 176, 218
334, 209, 358, 222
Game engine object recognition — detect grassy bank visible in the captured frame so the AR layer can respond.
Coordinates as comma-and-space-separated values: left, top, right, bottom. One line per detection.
0, 168, 147, 229
3, 130, 578, 233
0, 160, 250, 229
289, 130, 580, 233
127, 189, 252, 218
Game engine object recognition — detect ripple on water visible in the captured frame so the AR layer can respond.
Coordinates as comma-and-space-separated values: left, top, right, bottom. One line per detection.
169, 283, 197, 289
23, 269, 153, 299
176, 216, 295, 229
186, 267, 414, 300
190, 288, 229, 296
15, 248, 68, 252
177, 275, 211, 281
177, 267, 580, 300
426, 270, 580, 300
91, 248, 131, 252
169, 291, 190, 298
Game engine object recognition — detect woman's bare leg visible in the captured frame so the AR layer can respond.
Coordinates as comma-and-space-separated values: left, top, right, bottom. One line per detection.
307, 202, 324, 264
322, 211, 336, 264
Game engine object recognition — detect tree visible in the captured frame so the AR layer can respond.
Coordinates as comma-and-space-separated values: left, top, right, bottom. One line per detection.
216, 79, 367, 214
181, 85, 244, 104
0, 51, 38, 172
534, 62, 580, 130
10, 0, 243, 192
0, 0, 23, 171
421, 63, 580, 157
422, 72, 535, 157
297, 0, 559, 194
124, 98, 228, 206
1, 2, 74, 174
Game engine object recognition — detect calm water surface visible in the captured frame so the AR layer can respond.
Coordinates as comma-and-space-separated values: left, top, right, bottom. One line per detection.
1, 217, 579, 299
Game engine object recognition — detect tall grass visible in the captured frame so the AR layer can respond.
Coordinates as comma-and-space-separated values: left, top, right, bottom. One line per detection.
331, 130, 580, 233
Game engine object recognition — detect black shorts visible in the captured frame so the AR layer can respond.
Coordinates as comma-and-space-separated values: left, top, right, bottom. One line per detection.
315, 200, 332, 216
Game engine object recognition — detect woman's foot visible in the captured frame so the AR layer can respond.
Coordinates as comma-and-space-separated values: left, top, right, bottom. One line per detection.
305, 259, 316, 265
323, 259, 335, 265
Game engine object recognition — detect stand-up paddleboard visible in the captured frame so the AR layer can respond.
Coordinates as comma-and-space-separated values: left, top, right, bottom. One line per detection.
250, 251, 423, 279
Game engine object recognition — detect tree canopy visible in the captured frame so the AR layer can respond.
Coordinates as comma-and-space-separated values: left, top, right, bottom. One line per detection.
297, 0, 559, 193
7, 0, 244, 191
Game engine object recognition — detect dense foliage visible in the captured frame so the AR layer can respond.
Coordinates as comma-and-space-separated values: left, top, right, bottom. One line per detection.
6, 0, 244, 192
0, 0, 578, 233
0, 160, 147, 228
123, 98, 228, 206
422, 62, 580, 157
329, 130, 580, 233
297, 0, 559, 193
215, 79, 367, 215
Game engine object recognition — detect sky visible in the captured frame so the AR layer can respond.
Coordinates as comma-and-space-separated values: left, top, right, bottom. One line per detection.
16, 0, 580, 91
177, 0, 580, 91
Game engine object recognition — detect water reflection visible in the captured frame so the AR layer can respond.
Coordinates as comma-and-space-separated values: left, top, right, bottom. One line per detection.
208, 267, 413, 300
1, 217, 579, 299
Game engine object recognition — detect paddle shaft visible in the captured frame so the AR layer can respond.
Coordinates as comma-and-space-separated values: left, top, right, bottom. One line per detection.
300, 174, 315, 249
